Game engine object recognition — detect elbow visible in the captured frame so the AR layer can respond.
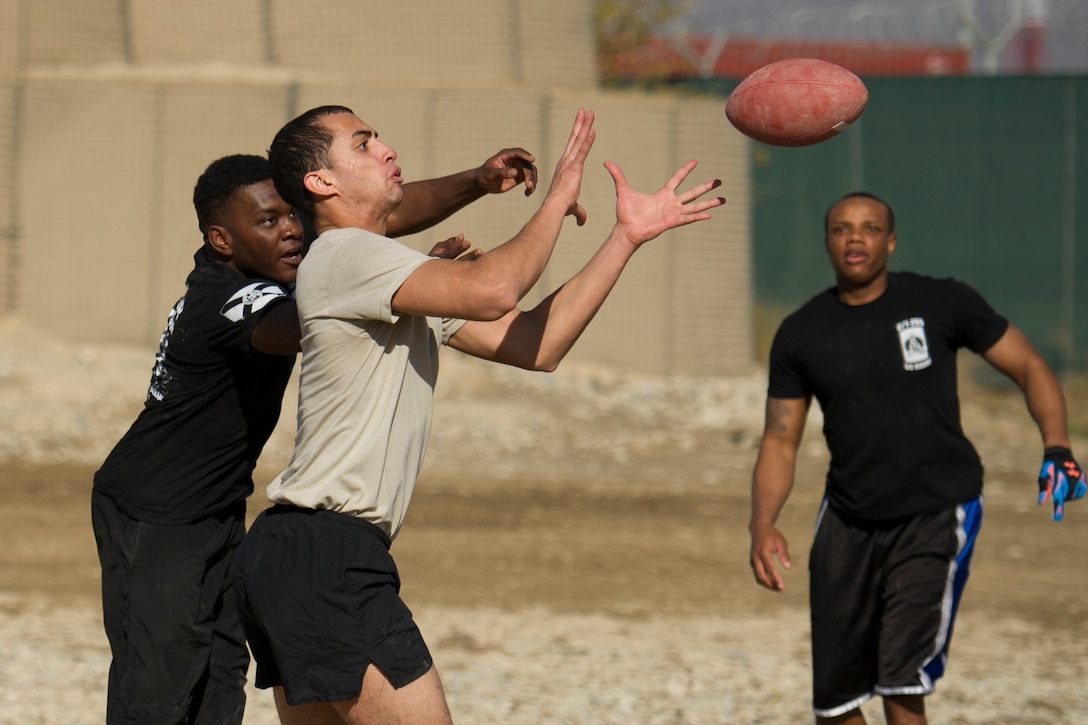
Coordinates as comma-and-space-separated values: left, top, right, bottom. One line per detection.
535, 358, 561, 374
467, 276, 521, 321
490, 286, 521, 319
509, 356, 559, 374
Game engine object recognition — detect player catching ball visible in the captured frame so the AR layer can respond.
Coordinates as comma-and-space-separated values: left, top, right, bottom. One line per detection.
232, 105, 724, 724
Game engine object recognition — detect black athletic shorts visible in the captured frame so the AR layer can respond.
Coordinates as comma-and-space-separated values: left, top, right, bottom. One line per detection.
808, 497, 983, 718
90, 489, 248, 725
232, 504, 433, 706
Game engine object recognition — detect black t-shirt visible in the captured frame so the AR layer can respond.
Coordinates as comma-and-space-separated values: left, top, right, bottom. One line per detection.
94, 249, 296, 524
768, 272, 1009, 521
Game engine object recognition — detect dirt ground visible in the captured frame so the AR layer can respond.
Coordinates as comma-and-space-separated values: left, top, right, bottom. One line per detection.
0, 318, 1086, 723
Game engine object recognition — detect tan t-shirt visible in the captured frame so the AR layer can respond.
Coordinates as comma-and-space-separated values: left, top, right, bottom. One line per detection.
266, 227, 466, 539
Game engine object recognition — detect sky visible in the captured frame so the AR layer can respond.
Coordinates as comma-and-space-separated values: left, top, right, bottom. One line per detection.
681, 0, 1088, 74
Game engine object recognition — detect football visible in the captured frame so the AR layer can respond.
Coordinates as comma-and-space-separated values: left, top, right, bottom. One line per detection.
725, 58, 869, 147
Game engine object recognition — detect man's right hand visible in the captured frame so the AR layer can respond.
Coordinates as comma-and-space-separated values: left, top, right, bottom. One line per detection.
750, 522, 792, 592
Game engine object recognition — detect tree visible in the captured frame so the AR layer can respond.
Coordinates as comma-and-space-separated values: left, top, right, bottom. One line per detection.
593, 0, 692, 84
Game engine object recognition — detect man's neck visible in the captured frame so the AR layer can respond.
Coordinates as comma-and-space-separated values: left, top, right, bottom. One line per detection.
837, 273, 889, 306
314, 203, 388, 237
313, 219, 388, 237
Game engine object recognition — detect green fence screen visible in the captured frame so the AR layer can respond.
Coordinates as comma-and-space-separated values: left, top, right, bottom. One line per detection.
670, 76, 1088, 375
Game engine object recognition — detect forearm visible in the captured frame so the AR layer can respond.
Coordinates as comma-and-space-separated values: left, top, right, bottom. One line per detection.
390, 194, 577, 321
984, 325, 1071, 449
1022, 361, 1072, 448
386, 171, 484, 238
447, 226, 638, 369
472, 195, 574, 305
515, 227, 638, 370
750, 449, 796, 531
750, 397, 806, 530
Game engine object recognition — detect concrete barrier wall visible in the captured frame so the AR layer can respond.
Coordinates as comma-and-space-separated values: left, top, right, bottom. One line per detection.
1, 1, 753, 375
0, 1, 21, 75
18, 78, 290, 341
0, 81, 14, 313
129, 0, 269, 64
22, 0, 127, 66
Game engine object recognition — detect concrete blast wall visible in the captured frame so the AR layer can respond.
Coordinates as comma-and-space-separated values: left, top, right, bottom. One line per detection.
0, 0, 752, 376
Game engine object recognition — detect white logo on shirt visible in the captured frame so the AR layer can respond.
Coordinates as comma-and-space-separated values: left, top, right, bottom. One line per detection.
148, 297, 184, 401
220, 282, 288, 322
896, 317, 932, 371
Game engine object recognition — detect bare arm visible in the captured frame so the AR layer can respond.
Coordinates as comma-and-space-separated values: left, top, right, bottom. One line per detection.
447, 160, 724, 370
385, 147, 538, 238
749, 395, 810, 593
249, 236, 480, 355
391, 109, 596, 321
981, 324, 1071, 449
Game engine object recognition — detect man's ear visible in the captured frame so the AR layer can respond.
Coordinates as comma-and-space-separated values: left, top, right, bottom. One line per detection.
304, 169, 337, 199
888, 232, 897, 256
205, 225, 233, 260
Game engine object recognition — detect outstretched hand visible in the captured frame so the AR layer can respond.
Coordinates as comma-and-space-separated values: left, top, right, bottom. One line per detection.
545, 108, 597, 227
605, 159, 725, 247
1038, 446, 1087, 521
475, 148, 538, 197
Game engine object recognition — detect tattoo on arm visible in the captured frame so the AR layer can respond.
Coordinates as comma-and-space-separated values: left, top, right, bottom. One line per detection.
767, 399, 792, 433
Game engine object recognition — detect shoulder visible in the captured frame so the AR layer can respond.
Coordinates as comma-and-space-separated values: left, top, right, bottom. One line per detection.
771, 288, 837, 350
781, 287, 838, 326
217, 280, 292, 324
899, 272, 996, 311
306, 228, 425, 269
187, 261, 292, 327
888, 272, 1004, 336
313, 227, 410, 251
890, 271, 980, 296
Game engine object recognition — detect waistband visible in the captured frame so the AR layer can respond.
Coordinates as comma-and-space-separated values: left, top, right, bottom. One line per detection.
263, 503, 392, 549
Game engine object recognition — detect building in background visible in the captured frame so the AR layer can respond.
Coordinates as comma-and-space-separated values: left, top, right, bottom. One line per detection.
682, 0, 1088, 75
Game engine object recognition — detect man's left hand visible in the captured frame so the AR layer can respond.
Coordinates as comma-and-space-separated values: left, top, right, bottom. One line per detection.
1038, 446, 1087, 521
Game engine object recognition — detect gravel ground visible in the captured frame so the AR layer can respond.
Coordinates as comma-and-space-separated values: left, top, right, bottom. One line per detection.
1, 316, 1086, 724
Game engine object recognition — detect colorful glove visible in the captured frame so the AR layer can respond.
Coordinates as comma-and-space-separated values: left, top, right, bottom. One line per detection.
1038, 446, 1087, 522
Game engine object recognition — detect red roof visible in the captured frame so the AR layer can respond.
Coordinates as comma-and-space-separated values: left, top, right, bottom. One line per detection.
604, 36, 970, 79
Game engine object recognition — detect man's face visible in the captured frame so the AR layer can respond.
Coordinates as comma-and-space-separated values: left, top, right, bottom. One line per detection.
824, 196, 896, 292
321, 112, 403, 214
219, 179, 303, 285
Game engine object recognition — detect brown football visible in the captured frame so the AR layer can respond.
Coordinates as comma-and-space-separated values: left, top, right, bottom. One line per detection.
725, 58, 869, 147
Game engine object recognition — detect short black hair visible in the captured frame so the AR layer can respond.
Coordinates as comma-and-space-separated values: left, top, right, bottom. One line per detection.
824, 191, 896, 233
192, 154, 272, 241
268, 105, 354, 219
